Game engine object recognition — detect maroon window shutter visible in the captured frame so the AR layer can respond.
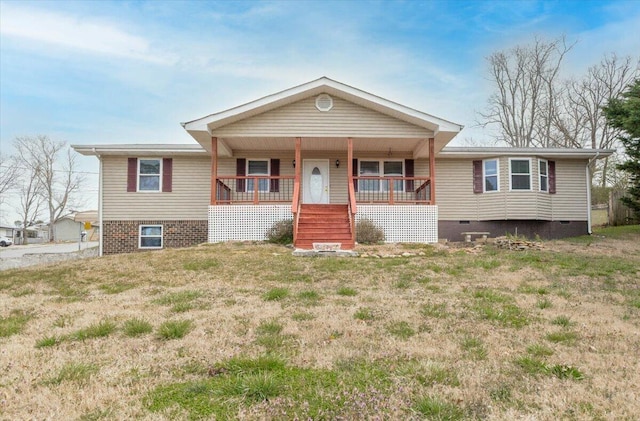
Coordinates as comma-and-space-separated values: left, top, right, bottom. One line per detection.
127, 158, 137, 192
405, 159, 414, 191
162, 158, 173, 192
473, 160, 483, 193
352, 158, 358, 192
270, 159, 280, 192
548, 160, 556, 194
236, 159, 246, 192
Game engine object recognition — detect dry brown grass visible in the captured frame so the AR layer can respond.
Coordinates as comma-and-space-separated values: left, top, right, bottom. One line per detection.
1, 227, 639, 420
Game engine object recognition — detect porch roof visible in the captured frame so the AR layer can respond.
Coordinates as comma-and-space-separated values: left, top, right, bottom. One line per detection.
181, 77, 463, 158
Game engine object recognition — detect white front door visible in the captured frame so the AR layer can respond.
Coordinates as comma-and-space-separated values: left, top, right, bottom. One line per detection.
303, 160, 330, 204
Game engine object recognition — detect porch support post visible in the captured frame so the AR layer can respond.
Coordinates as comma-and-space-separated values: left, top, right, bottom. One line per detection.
428, 137, 436, 204
295, 137, 302, 188
211, 137, 218, 205
347, 137, 353, 187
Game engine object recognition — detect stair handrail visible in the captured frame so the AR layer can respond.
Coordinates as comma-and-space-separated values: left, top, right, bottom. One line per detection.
348, 174, 357, 244
291, 173, 301, 244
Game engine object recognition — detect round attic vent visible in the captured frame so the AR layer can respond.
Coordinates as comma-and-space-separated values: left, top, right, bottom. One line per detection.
315, 94, 333, 112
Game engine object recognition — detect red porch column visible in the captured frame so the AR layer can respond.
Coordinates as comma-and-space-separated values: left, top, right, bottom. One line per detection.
210, 137, 218, 205
429, 137, 435, 204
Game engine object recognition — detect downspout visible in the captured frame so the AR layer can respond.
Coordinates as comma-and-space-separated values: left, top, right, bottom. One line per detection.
93, 148, 104, 256
586, 151, 600, 235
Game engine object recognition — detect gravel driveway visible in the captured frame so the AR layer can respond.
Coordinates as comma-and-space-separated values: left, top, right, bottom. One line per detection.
0, 242, 99, 271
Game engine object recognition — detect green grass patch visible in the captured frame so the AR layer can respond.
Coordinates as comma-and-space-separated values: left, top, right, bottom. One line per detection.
256, 320, 283, 336
157, 320, 193, 340
551, 315, 572, 327
123, 318, 153, 337
35, 335, 62, 348
44, 362, 98, 385
262, 287, 289, 301
353, 307, 376, 322
417, 364, 461, 387
336, 286, 357, 296
515, 356, 548, 376
421, 302, 449, 318
460, 335, 488, 360
297, 289, 321, 305
471, 291, 529, 328
546, 331, 579, 345
183, 258, 220, 271
0, 310, 32, 338
536, 298, 553, 309
386, 321, 415, 339
413, 395, 465, 420
515, 356, 584, 380
70, 320, 117, 341
526, 343, 554, 358
98, 282, 135, 294
153, 290, 203, 312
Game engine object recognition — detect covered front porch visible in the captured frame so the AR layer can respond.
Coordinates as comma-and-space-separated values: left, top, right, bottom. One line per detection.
207, 136, 439, 249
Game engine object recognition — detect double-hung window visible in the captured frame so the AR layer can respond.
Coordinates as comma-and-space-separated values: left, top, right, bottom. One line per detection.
483, 159, 499, 192
539, 159, 548, 192
139, 225, 162, 249
246, 160, 269, 192
138, 159, 161, 191
509, 158, 532, 191
359, 160, 404, 192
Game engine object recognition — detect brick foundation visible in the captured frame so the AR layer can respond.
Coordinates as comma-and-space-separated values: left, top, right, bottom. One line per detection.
103, 220, 208, 254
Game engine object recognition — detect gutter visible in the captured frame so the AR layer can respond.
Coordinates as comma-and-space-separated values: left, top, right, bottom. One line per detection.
586, 151, 601, 235
93, 147, 104, 257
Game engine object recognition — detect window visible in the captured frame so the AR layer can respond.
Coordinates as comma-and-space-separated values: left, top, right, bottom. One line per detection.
359, 160, 404, 191
483, 159, 499, 192
139, 225, 162, 249
539, 159, 548, 192
509, 159, 531, 191
138, 159, 161, 191
246, 160, 269, 192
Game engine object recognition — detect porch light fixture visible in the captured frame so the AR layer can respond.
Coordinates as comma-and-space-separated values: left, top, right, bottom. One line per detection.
292, 159, 296, 168
335, 159, 340, 168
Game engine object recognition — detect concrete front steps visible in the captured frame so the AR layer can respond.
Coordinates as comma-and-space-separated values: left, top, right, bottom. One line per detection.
294, 204, 355, 250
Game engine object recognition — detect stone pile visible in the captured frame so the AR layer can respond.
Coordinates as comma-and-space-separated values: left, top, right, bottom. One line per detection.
494, 236, 544, 251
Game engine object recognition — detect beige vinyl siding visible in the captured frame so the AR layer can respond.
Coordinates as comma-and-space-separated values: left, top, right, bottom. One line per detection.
213, 96, 431, 138
550, 159, 588, 220
102, 156, 210, 220
437, 157, 588, 221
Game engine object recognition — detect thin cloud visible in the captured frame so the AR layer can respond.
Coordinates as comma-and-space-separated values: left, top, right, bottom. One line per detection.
0, 4, 176, 65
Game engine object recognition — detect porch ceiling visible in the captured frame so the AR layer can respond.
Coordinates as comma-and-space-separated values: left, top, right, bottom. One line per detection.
212, 137, 437, 158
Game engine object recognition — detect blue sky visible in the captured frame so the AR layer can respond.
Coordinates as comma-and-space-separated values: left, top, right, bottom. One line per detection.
1, 0, 639, 224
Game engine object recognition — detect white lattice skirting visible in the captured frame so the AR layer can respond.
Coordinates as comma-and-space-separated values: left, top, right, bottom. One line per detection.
356, 205, 438, 243
208, 205, 292, 242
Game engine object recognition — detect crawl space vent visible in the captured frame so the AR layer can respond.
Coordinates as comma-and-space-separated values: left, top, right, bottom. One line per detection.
315, 94, 333, 112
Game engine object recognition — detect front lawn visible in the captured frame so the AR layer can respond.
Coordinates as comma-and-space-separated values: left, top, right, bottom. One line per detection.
1, 227, 639, 419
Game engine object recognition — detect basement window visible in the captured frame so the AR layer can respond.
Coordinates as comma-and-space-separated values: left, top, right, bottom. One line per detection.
139, 225, 163, 249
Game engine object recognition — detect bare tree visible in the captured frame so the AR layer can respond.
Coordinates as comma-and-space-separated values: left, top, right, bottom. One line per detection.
15, 164, 45, 245
478, 36, 575, 147
0, 153, 20, 202
14, 136, 84, 242
554, 54, 639, 186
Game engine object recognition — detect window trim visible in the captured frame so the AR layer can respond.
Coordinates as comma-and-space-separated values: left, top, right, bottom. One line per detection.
246, 159, 270, 193
509, 158, 532, 191
358, 159, 405, 192
539, 159, 548, 192
139, 225, 163, 249
483, 158, 500, 193
137, 158, 162, 192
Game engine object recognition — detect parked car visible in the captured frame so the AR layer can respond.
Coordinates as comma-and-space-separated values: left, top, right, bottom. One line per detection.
0, 236, 13, 247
